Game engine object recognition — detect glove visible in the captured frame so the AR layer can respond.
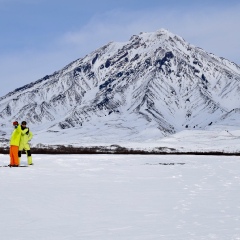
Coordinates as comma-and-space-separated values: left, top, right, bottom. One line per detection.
13, 121, 18, 126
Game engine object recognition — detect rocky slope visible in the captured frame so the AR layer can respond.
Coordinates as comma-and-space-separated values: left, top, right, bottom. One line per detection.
0, 29, 240, 147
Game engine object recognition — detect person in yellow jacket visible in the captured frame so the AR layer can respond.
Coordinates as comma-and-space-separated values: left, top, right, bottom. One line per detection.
18, 121, 33, 165
9, 121, 29, 167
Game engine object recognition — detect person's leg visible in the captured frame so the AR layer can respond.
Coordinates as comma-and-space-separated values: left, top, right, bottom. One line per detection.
12, 146, 19, 166
9, 146, 14, 166
18, 150, 22, 165
26, 150, 32, 165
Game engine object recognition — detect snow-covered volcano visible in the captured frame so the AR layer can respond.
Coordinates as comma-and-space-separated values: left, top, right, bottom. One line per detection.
0, 29, 240, 148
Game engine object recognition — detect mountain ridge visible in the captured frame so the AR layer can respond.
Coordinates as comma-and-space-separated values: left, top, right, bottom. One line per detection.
0, 28, 240, 147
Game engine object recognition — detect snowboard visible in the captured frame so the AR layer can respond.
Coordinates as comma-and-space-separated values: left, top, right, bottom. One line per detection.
0, 165, 29, 167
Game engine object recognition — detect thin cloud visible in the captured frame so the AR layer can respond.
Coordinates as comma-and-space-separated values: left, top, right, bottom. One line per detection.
0, 2, 239, 97
61, 5, 240, 64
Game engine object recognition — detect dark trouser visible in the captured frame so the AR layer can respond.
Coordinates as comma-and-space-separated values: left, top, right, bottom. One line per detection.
18, 150, 31, 157
18, 150, 32, 165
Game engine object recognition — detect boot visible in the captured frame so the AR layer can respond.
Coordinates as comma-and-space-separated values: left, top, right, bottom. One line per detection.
28, 156, 33, 165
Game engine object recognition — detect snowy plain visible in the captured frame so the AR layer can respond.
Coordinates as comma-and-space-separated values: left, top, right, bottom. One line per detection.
1, 153, 240, 240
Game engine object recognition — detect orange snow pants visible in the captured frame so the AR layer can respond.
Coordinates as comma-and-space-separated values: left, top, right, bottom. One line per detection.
10, 145, 19, 166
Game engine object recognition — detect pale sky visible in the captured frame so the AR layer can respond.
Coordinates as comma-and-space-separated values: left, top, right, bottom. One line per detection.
0, 0, 240, 97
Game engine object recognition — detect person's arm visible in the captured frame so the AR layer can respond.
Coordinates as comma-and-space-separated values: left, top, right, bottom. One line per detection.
15, 124, 21, 133
21, 127, 29, 135
28, 131, 33, 141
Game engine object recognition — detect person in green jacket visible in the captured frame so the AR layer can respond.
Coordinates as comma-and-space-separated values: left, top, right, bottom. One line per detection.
18, 121, 33, 165
9, 121, 29, 167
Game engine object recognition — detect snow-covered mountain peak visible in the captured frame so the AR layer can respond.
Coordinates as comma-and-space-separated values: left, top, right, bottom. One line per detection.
0, 28, 239, 147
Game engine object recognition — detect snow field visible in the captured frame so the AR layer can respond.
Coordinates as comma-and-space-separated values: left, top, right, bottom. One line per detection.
0, 154, 240, 240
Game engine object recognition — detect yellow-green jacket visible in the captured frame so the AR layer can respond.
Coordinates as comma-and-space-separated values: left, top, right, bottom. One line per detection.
10, 125, 28, 146
19, 129, 33, 151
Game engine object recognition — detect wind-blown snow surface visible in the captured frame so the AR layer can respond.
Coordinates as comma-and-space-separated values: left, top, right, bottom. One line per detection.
1, 154, 240, 240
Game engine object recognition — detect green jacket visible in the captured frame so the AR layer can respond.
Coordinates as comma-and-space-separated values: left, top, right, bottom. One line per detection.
10, 125, 28, 146
19, 129, 33, 151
